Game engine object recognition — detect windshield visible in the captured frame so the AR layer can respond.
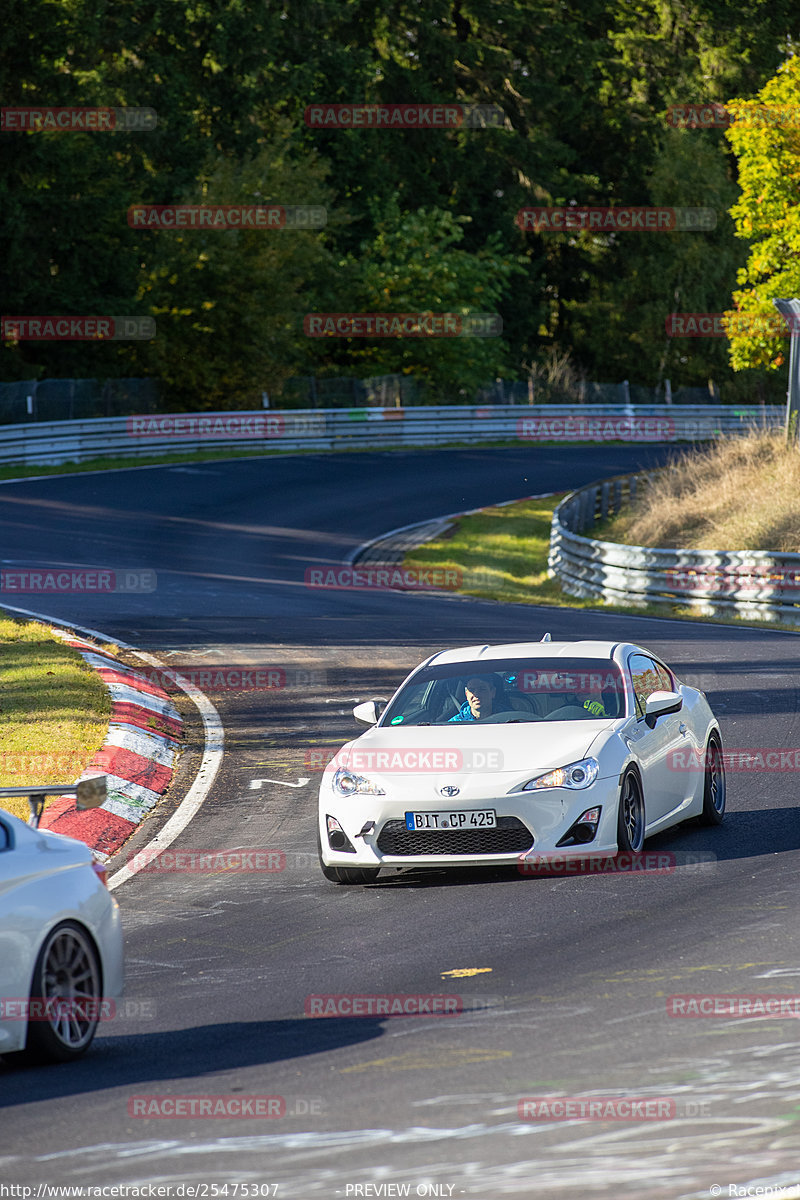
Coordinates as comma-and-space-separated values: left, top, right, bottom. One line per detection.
380, 657, 627, 727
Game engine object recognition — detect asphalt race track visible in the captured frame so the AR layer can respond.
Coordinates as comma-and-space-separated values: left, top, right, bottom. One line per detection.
3, 444, 800, 1199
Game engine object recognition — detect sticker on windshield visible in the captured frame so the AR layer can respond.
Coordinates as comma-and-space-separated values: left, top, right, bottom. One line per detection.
390, 715, 405, 724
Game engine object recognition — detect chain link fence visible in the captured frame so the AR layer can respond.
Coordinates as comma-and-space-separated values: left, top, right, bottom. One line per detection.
0, 378, 160, 424
279, 375, 745, 408
0, 373, 771, 422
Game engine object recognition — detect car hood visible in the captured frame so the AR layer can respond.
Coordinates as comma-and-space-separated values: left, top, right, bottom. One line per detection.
333, 720, 618, 785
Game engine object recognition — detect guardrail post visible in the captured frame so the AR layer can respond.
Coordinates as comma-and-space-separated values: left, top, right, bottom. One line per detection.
773, 298, 800, 445
600, 481, 610, 519
578, 489, 591, 531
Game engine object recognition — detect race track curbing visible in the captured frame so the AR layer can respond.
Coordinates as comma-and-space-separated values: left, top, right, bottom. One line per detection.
39, 630, 183, 860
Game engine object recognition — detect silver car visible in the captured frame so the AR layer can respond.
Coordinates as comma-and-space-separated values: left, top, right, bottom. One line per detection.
0, 810, 124, 1063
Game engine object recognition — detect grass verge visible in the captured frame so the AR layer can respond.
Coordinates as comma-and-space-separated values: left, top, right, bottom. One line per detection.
401, 493, 800, 634
0, 615, 111, 821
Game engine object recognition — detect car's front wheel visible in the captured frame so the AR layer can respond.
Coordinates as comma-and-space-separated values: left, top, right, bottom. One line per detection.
316, 826, 380, 884
617, 770, 646, 854
18, 921, 103, 1064
698, 733, 726, 825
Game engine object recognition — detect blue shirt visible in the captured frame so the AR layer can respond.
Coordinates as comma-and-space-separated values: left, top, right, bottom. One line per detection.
448, 702, 477, 722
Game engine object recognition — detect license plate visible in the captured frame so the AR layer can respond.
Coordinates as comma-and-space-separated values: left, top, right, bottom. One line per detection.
405, 809, 497, 831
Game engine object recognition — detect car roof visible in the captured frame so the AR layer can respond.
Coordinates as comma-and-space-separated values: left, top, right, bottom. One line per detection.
428, 641, 622, 665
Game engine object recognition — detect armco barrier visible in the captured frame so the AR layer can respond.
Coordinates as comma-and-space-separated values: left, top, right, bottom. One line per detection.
549, 473, 800, 624
0, 404, 783, 467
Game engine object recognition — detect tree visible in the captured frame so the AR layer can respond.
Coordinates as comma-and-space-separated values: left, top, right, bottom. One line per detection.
315, 201, 524, 399
724, 55, 800, 374
128, 131, 338, 407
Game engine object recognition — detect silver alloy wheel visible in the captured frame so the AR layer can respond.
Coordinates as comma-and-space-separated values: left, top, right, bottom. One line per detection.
707, 739, 725, 814
621, 772, 645, 851
37, 924, 101, 1051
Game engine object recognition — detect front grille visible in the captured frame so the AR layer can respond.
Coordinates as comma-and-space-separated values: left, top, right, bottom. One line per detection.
376, 816, 533, 857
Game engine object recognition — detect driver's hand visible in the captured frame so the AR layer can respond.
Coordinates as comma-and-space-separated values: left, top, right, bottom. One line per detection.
584, 700, 605, 715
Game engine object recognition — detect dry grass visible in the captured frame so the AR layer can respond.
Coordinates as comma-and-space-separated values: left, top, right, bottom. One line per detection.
597, 430, 800, 551
0, 616, 110, 821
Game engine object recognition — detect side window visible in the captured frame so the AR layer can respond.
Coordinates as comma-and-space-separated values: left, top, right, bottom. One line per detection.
628, 654, 663, 719
655, 661, 675, 692
0, 820, 10, 851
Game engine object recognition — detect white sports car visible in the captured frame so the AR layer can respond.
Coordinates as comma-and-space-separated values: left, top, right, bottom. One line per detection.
0, 811, 124, 1063
317, 638, 725, 883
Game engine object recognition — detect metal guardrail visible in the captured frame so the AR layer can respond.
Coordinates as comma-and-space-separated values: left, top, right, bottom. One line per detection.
549, 474, 800, 624
0, 404, 784, 467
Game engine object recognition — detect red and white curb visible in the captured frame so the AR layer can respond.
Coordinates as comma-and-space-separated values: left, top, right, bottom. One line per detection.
39, 631, 183, 860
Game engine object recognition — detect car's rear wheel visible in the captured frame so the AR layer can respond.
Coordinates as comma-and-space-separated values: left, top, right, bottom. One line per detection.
316, 826, 380, 884
18, 922, 103, 1064
617, 770, 645, 854
698, 733, 726, 825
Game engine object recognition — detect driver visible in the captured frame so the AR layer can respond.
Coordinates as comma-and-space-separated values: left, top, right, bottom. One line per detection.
449, 676, 497, 722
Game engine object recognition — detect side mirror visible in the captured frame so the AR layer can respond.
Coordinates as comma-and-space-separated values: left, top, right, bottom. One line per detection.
644, 690, 683, 728
353, 699, 388, 726
76, 776, 107, 810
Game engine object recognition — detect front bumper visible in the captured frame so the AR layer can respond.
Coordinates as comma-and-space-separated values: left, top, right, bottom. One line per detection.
319, 777, 622, 870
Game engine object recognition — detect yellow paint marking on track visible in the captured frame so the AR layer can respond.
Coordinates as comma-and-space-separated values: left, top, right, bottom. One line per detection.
602, 962, 780, 984
341, 1048, 512, 1073
441, 967, 494, 979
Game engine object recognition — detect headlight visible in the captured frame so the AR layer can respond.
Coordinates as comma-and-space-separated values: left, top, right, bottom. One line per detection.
519, 757, 599, 792
332, 767, 385, 796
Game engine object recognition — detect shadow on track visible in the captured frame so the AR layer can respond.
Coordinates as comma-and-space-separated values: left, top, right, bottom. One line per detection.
0, 1016, 384, 1103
